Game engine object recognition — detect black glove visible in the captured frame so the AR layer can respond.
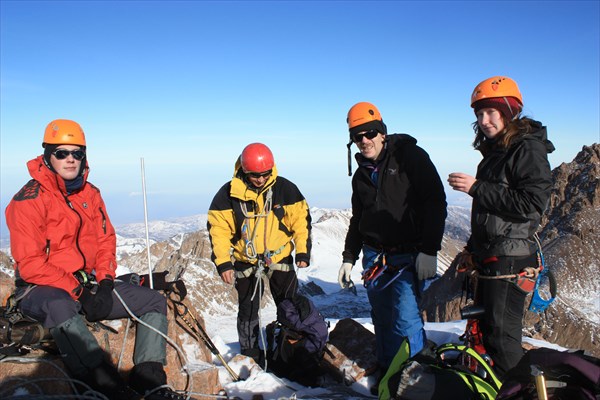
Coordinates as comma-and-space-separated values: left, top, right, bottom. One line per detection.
78, 279, 114, 322
166, 280, 187, 300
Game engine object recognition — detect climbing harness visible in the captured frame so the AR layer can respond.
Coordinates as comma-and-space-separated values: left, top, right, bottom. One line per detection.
238, 186, 301, 371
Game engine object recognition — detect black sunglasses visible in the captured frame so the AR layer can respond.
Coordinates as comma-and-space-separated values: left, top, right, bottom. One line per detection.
52, 149, 86, 161
352, 129, 380, 142
247, 170, 272, 179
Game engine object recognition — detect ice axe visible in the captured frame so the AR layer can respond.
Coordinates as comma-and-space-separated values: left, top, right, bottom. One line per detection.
168, 295, 241, 382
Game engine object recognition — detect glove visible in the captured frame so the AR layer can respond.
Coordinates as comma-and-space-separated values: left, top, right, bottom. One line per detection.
78, 279, 114, 322
166, 280, 187, 300
415, 253, 437, 280
338, 262, 354, 289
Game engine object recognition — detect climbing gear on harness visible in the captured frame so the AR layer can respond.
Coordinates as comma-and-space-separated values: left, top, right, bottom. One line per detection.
168, 295, 240, 382
73, 269, 95, 289
362, 253, 411, 291
529, 234, 557, 313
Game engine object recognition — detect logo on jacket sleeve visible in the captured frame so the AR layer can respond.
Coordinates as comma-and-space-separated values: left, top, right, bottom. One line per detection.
13, 180, 40, 201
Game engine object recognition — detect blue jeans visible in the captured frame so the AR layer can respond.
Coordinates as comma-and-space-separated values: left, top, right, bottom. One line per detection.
362, 246, 426, 368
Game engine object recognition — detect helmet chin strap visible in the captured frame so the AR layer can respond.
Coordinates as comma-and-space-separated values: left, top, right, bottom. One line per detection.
346, 140, 353, 176
503, 96, 517, 120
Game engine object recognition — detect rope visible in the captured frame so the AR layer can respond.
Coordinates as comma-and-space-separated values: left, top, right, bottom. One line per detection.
239, 187, 277, 373
116, 318, 131, 371
0, 357, 105, 399
472, 268, 538, 280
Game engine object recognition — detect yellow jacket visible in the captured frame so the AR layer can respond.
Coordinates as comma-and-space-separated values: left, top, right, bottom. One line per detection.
207, 161, 312, 275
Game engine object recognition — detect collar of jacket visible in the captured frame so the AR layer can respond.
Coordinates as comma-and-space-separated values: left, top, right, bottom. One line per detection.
230, 163, 279, 201
27, 155, 89, 197
354, 133, 417, 168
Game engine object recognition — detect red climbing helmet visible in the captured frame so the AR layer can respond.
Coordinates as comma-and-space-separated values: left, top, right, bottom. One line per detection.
240, 143, 274, 173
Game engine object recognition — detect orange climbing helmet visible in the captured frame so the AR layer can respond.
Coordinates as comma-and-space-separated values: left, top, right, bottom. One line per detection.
43, 119, 86, 147
240, 143, 274, 173
470, 76, 523, 108
346, 102, 387, 138
347, 102, 383, 129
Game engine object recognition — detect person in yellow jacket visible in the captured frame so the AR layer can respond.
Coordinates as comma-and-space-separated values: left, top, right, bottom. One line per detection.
207, 142, 312, 363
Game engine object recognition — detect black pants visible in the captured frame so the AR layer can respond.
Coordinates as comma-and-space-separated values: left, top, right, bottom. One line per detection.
479, 253, 535, 377
235, 269, 298, 352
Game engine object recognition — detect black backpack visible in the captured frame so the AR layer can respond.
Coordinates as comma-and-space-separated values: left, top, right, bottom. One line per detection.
496, 347, 600, 399
265, 295, 329, 387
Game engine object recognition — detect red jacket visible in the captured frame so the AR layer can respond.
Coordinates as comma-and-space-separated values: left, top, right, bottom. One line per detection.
5, 155, 117, 299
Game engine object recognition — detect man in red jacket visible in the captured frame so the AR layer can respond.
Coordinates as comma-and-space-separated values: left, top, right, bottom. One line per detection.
5, 119, 186, 400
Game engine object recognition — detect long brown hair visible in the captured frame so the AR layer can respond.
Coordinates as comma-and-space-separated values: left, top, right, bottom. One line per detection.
472, 116, 538, 155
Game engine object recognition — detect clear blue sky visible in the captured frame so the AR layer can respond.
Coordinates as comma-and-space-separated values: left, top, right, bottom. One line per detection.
1, 1, 599, 240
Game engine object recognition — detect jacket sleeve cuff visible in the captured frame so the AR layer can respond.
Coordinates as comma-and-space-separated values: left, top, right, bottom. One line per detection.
295, 253, 310, 266
468, 180, 481, 197
342, 250, 357, 264
216, 262, 234, 276
95, 271, 114, 282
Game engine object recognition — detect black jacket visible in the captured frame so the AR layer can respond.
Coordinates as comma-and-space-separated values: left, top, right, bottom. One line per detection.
343, 134, 447, 262
467, 121, 554, 258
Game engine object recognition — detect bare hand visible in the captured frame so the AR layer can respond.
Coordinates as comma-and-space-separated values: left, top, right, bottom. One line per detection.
220, 270, 234, 285
448, 172, 476, 194
296, 261, 308, 268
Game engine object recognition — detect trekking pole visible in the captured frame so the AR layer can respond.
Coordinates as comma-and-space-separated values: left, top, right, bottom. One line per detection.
140, 158, 154, 289
531, 364, 548, 400
170, 298, 240, 381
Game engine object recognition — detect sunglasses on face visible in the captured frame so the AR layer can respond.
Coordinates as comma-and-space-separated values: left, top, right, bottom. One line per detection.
52, 149, 86, 161
352, 129, 380, 143
247, 170, 272, 179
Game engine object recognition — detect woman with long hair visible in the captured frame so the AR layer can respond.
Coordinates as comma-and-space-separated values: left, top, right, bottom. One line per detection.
448, 76, 555, 377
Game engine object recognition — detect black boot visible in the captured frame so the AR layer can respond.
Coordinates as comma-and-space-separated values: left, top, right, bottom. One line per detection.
130, 361, 190, 400
76, 360, 142, 400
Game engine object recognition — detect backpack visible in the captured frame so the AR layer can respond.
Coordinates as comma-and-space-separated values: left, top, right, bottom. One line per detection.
379, 340, 502, 400
496, 347, 600, 399
0, 304, 53, 358
266, 295, 329, 387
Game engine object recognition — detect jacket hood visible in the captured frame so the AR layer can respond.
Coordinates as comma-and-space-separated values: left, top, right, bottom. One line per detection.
27, 155, 90, 195
514, 121, 555, 155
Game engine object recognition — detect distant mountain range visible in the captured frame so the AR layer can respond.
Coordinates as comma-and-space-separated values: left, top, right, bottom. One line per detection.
1, 144, 598, 358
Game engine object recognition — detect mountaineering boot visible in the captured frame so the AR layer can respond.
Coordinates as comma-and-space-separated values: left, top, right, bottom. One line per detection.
129, 361, 190, 399
76, 360, 142, 400
50, 315, 141, 399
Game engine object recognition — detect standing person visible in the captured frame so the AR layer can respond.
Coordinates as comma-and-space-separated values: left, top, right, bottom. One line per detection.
5, 119, 187, 400
337, 102, 447, 384
207, 142, 312, 363
448, 76, 554, 377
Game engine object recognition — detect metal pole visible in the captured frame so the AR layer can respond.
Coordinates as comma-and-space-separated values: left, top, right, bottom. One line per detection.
141, 158, 154, 289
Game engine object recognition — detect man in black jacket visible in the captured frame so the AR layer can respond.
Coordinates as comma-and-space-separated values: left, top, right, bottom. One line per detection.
337, 102, 447, 383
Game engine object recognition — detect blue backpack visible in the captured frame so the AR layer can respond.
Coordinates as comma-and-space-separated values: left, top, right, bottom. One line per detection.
266, 295, 329, 386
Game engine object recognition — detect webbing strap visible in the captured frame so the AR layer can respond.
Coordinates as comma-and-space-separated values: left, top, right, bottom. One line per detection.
235, 262, 294, 279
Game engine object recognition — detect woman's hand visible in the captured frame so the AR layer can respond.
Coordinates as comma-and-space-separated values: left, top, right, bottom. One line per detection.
448, 172, 476, 194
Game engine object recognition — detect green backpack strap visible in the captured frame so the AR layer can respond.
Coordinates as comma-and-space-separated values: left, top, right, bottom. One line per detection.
436, 343, 502, 392
378, 338, 411, 400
